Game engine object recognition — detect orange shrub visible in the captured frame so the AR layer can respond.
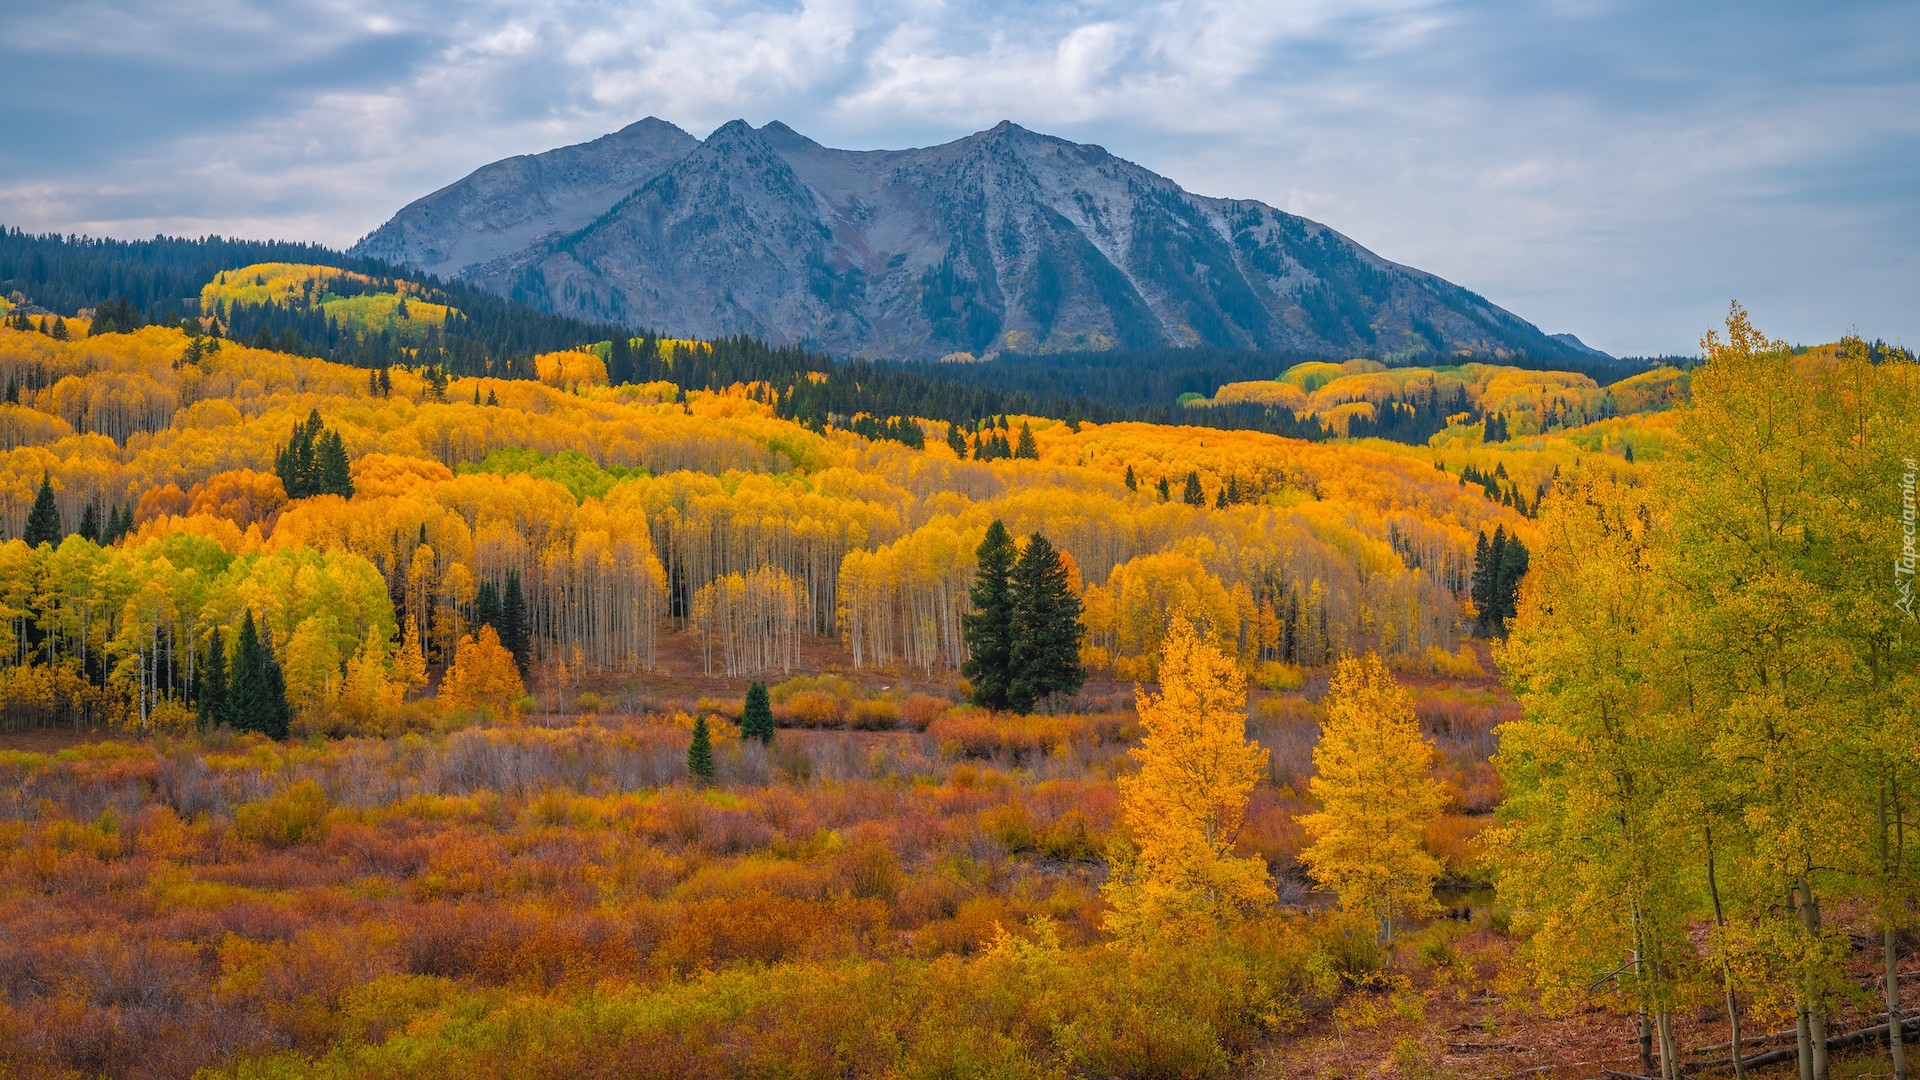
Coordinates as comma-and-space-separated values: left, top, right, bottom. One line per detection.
898, 694, 950, 731
778, 689, 845, 728
234, 780, 331, 848
848, 698, 898, 731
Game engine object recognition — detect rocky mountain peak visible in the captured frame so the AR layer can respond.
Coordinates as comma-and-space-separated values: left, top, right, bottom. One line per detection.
353, 120, 1594, 363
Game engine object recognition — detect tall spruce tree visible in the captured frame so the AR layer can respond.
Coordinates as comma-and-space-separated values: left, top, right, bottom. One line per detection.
687, 714, 715, 784
1471, 527, 1530, 636
742, 681, 774, 742
228, 610, 269, 734
1183, 471, 1205, 506
962, 520, 1017, 710
260, 627, 291, 739
23, 472, 61, 547
318, 430, 353, 497
474, 579, 502, 636
1013, 422, 1039, 459
607, 334, 633, 385
1007, 532, 1085, 712
197, 628, 227, 729
500, 568, 530, 673
77, 503, 99, 543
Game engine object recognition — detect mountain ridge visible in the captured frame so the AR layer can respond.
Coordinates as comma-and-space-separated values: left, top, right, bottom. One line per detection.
354, 119, 1599, 364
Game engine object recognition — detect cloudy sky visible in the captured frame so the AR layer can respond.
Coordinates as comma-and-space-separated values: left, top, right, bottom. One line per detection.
1, 0, 1912, 356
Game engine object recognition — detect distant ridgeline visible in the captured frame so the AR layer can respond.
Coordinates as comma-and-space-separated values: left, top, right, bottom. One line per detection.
0, 229, 626, 377
1, 229, 1703, 447
1182, 357, 1693, 450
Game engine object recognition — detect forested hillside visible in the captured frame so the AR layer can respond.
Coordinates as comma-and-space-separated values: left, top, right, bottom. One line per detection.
0, 270, 1910, 1080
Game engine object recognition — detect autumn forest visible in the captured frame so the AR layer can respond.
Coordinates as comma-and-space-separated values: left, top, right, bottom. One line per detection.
0, 245, 1913, 1080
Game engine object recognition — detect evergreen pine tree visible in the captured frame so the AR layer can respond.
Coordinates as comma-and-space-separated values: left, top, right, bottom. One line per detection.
78, 503, 99, 543
1494, 532, 1530, 631
501, 568, 530, 673
197, 628, 228, 729
1125, 464, 1137, 491
319, 430, 353, 497
608, 334, 633, 385
1013, 422, 1038, 459
961, 520, 1017, 710
485, 387, 498, 406
1470, 530, 1495, 633
23, 473, 61, 547
474, 579, 501, 636
229, 610, 269, 734
947, 422, 968, 457
742, 681, 774, 742
1007, 532, 1085, 713
260, 627, 291, 739
1158, 476, 1171, 502
687, 714, 715, 784
1183, 471, 1205, 506
1214, 486, 1228, 509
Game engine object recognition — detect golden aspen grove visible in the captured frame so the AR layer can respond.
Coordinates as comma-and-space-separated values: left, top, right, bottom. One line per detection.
0, 247, 1914, 1080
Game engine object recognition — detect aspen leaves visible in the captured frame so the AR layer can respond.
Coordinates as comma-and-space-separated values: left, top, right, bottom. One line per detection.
1298, 653, 1445, 945
1105, 618, 1274, 941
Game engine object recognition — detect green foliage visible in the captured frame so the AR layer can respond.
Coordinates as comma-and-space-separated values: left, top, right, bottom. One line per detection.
197, 627, 227, 728
23, 472, 60, 547
459, 447, 642, 501
1013, 422, 1039, 459
1469, 526, 1528, 637
962, 520, 1017, 710
228, 609, 291, 739
276, 409, 354, 500
1008, 533, 1085, 712
742, 681, 774, 743
500, 569, 530, 674
687, 715, 715, 785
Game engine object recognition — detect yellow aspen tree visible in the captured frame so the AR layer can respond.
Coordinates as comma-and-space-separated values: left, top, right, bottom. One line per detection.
341, 624, 391, 715
389, 621, 428, 705
1490, 469, 1699, 1079
1104, 617, 1274, 942
1299, 652, 1445, 948
441, 626, 526, 719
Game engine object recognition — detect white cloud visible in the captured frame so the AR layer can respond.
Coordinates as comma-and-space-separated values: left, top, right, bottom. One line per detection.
0, 0, 1912, 354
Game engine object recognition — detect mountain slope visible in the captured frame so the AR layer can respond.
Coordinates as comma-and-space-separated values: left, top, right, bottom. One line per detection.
354, 118, 699, 281
354, 119, 1591, 363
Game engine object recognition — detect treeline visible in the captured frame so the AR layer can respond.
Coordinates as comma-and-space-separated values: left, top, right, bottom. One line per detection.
0, 230, 628, 377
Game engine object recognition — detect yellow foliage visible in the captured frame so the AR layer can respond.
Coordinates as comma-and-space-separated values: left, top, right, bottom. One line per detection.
440, 626, 526, 719
1297, 653, 1445, 943
234, 779, 331, 847
534, 350, 609, 391
1104, 619, 1274, 941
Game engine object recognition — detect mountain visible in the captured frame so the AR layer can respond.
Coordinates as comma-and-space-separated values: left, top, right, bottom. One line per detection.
1547, 332, 1612, 359
353, 118, 699, 282
354, 119, 1594, 363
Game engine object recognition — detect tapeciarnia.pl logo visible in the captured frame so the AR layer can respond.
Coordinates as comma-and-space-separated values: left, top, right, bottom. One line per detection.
1898, 457, 1917, 620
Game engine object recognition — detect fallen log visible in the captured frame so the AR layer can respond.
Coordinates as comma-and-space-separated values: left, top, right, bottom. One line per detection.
1682, 1015, 1919, 1075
